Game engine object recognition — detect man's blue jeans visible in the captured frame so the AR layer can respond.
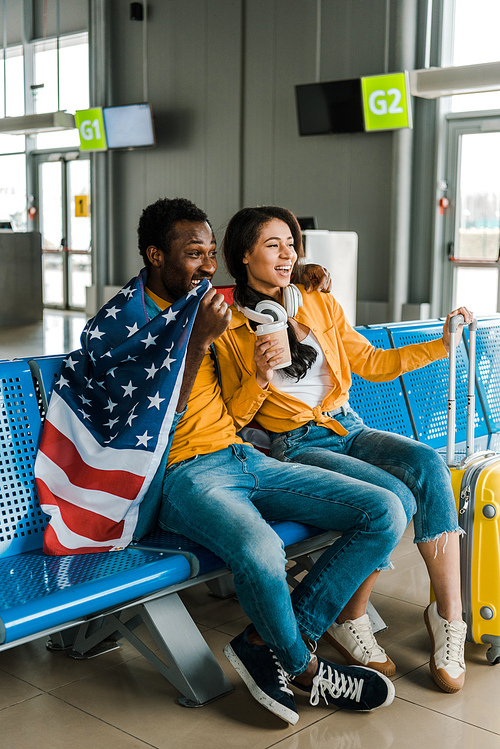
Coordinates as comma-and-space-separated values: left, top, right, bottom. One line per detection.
159, 443, 406, 675
269, 405, 461, 545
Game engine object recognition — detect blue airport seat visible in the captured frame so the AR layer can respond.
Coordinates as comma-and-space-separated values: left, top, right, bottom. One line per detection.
0, 547, 191, 645
466, 317, 500, 434
28, 354, 66, 415
349, 327, 415, 439
0, 359, 47, 557
389, 322, 488, 449
0, 358, 192, 650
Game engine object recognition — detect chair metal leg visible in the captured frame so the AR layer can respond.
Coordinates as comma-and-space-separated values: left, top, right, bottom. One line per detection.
69, 592, 232, 706
205, 574, 236, 599
46, 626, 80, 651
139, 593, 233, 706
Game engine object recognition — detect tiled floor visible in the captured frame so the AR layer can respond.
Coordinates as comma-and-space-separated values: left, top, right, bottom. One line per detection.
1, 312, 500, 748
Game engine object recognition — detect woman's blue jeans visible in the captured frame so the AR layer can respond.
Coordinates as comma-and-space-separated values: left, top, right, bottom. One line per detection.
159, 443, 407, 675
269, 405, 461, 545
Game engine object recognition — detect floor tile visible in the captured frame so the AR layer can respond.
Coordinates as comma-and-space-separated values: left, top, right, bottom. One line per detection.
0, 311, 86, 359
372, 547, 430, 606
0, 668, 42, 710
179, 584, 245, 629
390, 534, 416, 560
272, 698, 500, 749
394, 642, 500, 735
50, 628, 344, 749
0, 620, 151, 693
50, 629, 296, 748
0, 693, 152, 749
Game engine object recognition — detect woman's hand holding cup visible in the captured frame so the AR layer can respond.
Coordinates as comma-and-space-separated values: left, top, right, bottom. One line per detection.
254, 334, 288, 388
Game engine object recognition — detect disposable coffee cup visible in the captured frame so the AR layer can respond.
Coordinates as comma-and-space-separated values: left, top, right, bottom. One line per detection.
255, 320, 291, 369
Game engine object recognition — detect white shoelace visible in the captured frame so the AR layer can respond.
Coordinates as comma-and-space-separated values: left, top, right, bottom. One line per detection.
349, 618, 385, 658
309, 661, 364, 706
444, 621, 467, 668
272, 653, 294, 696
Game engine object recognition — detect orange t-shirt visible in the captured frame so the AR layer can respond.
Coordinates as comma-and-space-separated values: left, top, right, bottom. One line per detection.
145, 287, 241, 467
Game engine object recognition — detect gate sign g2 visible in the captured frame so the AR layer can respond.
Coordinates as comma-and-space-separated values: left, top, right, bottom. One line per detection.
75, 108, 107, 151
361, 72, 412, 132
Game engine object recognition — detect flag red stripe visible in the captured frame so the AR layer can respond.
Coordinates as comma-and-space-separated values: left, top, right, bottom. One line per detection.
43, 523, 115, 556
37, 479, 126, 543
40, 421, 144, 499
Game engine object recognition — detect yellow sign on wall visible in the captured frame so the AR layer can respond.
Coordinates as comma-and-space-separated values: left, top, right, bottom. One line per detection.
75, 195, 89, 217
361, 72, 412, 132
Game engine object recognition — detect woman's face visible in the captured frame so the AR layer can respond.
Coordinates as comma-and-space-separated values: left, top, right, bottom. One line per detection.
243, 218, 297, 299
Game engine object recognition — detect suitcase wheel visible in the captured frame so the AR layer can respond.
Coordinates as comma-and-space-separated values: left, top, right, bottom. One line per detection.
486, 645, 500, 665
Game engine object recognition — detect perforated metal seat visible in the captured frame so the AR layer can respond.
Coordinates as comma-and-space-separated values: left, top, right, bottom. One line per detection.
468, 318, 500, 435
0, 359, 47, 557
28, 353, 67, 416
349, 327, 415, 438
0, 360, 192, 645
0, 547, 191, 645
388, 322, 488, 450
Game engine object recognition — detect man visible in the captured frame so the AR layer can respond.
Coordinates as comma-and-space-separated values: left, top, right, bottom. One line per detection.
132, 198, 406, 724
38, 198, 404, 725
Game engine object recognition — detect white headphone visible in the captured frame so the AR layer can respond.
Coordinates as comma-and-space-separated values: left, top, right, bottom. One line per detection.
238, 284, 303, 325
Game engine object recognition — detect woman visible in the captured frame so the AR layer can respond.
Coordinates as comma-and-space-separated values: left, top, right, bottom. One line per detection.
215, 205, 472, 694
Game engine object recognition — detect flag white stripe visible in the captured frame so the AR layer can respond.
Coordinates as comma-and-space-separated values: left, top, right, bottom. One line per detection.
46, 392, 151, 476
35, 451, 136, 522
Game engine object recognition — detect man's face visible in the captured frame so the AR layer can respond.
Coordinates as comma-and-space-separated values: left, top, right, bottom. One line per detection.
147, 220, 217, 302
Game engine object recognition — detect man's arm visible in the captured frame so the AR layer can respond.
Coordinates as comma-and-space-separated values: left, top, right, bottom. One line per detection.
176, 288, 232, 412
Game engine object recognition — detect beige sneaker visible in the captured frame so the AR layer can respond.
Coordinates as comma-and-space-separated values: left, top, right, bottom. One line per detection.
322, 614, 396, 677
424, 601, 466, 693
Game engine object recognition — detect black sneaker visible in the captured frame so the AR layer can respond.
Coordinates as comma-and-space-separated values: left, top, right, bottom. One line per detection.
293, 656, 395, 711
223, 626, 299, 725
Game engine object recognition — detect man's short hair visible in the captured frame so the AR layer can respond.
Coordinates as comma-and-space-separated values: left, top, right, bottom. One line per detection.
137, 197, 211, 266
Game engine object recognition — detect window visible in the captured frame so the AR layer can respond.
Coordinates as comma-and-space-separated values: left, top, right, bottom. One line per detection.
451, 0, 500, 112
0, 44, 26, 230
0, 44, 24, 118
33, 33, 89, 150
0, 46, 25, 153
0, 153, 27, 231
454, 131, 500, 262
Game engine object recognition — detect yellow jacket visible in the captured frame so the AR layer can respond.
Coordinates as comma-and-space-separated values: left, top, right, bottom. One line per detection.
214, 286, 448, 437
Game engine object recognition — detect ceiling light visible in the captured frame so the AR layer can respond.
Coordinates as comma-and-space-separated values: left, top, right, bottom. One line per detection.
0, 111, 76, 135
410, 61, 500, 99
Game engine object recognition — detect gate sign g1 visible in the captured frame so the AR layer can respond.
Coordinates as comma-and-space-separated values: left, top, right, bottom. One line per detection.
361, 72, 412, 132
75, 108, 107, 151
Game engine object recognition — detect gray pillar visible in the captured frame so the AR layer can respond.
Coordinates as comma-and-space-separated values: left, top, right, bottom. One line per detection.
387, 0, 418, 322
89, 0, 111, 312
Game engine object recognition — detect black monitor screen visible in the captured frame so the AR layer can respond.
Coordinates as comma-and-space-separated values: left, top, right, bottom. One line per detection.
295, 79, 365, 136
298, 217, 318, 230
102, 103, 156, 149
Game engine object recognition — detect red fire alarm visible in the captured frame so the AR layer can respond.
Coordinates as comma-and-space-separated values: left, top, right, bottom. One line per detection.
439, 197, 450, 215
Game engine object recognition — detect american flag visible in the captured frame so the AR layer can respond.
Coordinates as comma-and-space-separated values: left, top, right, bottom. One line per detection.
35, 270, 210, 555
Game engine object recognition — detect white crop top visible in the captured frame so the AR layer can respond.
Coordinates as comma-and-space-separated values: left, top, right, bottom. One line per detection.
273, 330, 334, 408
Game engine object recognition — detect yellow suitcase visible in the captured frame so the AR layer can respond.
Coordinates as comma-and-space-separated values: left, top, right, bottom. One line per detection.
447, 315, 500, 664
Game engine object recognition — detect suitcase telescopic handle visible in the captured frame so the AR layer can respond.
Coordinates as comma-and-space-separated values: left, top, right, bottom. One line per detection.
446, 314, 477, 467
